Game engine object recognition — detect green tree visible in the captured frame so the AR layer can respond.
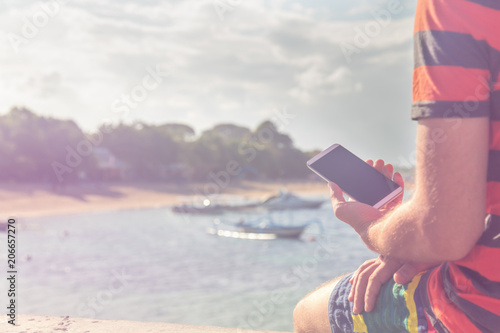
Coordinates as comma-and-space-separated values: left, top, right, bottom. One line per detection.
0, 107, 93, 182
100, 122, 180, 180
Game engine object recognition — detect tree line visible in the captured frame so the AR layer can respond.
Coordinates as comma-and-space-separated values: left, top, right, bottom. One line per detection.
0, 107, 317, 183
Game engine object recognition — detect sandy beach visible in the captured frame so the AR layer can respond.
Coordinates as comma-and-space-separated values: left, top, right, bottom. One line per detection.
0, 180, 329, 219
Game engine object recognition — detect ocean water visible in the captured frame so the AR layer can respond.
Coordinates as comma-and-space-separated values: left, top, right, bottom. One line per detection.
3, 195, 376, 332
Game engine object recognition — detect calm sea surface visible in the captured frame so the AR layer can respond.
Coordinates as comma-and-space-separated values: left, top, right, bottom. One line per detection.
3, 194, 379, 332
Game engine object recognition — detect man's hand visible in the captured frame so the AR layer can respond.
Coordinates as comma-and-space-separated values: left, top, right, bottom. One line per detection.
328, 159, 404, 250
349, 256, 439, 314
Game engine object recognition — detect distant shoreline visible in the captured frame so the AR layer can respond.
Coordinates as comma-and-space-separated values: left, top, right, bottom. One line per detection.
0, 180, 329, 219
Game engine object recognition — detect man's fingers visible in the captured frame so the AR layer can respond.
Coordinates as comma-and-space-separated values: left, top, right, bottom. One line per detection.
352, 264, 377, 314
382, 163, 394, 179
349, 259, 376, 299
348, 275, 356, 302
364, 275, 385, 312
329, 182, 363, 226
328, 182, 345, 204
364, 259, 401, 312
393, 263, 418, 285
393, 262, 437, 285
374, 159, 385, 172
349, 259, 377, 302
366, 159, 374, 167
332, 202, 382, 233
393, 172, 404, 190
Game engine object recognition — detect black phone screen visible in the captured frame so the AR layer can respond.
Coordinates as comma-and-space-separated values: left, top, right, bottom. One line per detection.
308, 145, 401, 206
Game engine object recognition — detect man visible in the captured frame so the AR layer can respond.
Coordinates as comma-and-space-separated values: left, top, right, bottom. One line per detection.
293, 0, 500, 332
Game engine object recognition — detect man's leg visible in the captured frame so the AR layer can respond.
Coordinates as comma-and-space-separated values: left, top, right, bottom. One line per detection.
293, 275, 346, 333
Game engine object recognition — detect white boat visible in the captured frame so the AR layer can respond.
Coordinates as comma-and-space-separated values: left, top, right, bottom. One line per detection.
209, 215, 322, 239
261, 190, 324, 210
172, 199, 227, 215
238, 224, 307, 238
173, 191, 324, 215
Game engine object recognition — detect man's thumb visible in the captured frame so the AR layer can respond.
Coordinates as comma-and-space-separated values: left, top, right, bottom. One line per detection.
393, 263, 419, 285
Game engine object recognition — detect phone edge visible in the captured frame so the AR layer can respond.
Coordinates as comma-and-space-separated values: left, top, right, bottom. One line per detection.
306, 143, 340, 167
373, 186, 403, 209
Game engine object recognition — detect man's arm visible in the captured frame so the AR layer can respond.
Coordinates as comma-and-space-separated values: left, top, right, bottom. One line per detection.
364, 117, 489, 262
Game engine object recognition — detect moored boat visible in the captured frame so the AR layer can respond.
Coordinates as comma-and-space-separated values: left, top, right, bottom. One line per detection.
172, 199, 226, 215
261, 190, 324, 210
209, 215, 322, 239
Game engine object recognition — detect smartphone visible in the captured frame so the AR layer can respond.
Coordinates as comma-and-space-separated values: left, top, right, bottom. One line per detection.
307, 144, 403, 209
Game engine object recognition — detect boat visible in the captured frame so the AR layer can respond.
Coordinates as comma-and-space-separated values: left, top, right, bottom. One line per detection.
172, 204, 226, 214
237, 223, 308, 238
209, 215, 322, 239
172, 199, 226, 215
260, 190, 324, 210
173, 190, 324, 215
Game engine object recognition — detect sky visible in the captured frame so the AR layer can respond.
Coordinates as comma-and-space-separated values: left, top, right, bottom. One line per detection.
0, 0, 419, 165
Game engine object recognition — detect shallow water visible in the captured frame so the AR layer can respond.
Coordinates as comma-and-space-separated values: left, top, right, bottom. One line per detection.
2, 195, 376, 331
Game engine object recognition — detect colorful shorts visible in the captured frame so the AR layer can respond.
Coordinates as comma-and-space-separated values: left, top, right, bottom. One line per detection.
328, 272, 433, 333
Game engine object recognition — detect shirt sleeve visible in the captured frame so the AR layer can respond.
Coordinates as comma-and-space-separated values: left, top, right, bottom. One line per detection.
411, 0, 492, 120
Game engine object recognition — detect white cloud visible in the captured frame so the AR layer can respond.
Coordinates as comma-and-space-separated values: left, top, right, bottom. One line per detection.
326, 67, 363, 95
0, 0, 418, 161
289, 65, 362, 102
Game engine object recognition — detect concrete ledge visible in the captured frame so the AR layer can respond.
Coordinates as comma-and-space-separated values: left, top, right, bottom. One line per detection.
5, 315, 291, 333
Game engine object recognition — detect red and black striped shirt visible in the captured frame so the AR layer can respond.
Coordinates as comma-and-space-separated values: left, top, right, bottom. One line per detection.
412, 0, 500, 332
412, 0, 500, 333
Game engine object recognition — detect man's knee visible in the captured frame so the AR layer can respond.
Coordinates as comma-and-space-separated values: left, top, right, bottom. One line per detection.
292, 278, 341, 333
294, 298, 322, 333
293, 299, 307, 333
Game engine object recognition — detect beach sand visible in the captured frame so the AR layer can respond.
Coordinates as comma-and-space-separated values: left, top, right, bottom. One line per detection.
0, 180, 329, 218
